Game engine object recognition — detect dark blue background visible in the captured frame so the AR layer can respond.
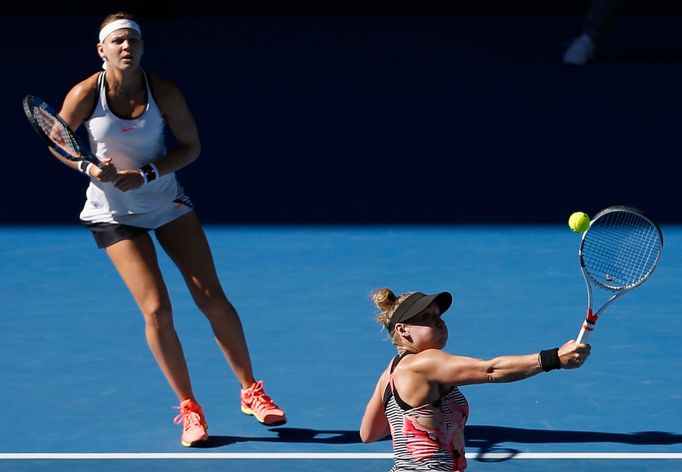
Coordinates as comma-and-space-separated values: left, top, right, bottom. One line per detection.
3, 2, 681, 224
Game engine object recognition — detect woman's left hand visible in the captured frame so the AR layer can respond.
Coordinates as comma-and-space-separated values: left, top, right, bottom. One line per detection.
113, 169, 146, 192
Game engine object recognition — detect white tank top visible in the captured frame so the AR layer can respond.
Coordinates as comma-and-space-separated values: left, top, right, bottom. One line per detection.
79, 71, 181, 224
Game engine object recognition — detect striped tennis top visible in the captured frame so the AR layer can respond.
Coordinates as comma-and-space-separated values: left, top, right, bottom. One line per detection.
383, 352, 469, 471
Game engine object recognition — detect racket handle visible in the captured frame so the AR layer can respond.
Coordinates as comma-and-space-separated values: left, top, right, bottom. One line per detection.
87, 157, 107, 170
576, 325, 591, 344
576, 307, 597, 344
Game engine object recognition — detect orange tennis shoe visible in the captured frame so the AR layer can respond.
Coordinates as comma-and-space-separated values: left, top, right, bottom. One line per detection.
240, 380, 287, 426
173, 398, 208, 447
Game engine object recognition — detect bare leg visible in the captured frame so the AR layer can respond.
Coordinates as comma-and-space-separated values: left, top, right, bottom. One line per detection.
106, 232, 195, 401
155, 212, 255, 388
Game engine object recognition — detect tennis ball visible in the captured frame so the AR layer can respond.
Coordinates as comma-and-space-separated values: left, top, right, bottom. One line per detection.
568, 211, 590, 233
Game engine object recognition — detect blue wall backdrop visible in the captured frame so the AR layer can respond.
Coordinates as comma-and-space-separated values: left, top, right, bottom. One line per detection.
2, 2, 681, 224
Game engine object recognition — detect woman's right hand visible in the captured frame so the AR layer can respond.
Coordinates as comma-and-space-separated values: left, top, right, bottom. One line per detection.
558, 339, 591, 369
89, 157, 118, 182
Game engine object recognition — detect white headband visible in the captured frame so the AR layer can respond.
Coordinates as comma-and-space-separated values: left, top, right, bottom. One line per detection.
98, 19, 142, 43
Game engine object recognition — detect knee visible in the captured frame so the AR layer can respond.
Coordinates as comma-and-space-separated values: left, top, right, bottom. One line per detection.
142, 301, 174, 331
193, 285, 235, 319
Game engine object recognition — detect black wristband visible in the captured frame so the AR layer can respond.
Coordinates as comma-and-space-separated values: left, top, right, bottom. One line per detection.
539, 348, 561, 372
78, 161, 91, 174
140, 164, 158, 183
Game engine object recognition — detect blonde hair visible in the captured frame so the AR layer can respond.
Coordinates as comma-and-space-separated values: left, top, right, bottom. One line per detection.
371, 288, 415, 345
100, 12, 137, 31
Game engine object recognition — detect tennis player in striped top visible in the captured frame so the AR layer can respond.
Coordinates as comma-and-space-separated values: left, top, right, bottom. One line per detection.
360, 288, 590, 471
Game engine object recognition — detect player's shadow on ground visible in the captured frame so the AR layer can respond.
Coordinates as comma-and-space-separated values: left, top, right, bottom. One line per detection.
465, 425, 682, 462
196, 427, 378, 447
197, 425, 682, 455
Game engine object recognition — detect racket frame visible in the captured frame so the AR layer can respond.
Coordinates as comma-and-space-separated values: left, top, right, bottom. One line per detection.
23, 95, 104, 169
576, 205, 663, 343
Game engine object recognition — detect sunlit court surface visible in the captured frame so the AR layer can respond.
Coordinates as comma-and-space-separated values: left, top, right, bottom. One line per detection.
1, 225, 681, 471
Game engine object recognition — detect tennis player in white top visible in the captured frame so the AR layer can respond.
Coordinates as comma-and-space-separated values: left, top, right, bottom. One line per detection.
52, 11, 287, 447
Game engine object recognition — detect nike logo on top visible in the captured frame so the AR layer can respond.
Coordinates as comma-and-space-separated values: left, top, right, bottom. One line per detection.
122, 127, 135, 132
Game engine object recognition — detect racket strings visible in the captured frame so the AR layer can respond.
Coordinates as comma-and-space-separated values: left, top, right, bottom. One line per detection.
33, 106, 80, 157
582, 211, 662, 289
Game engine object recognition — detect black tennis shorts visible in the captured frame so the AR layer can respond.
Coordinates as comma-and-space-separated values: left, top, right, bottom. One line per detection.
82, 221, 150, 249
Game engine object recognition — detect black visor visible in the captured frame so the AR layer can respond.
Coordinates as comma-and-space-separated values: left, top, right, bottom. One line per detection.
388, 291, 453, 331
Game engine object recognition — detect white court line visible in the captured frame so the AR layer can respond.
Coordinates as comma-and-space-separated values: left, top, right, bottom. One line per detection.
1, 452, 682, 460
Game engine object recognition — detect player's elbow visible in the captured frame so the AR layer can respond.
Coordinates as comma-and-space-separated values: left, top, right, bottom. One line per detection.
359, 426, 375, 443
189, 142, 201, 163
484, 359, 501, 383
485, 369, 509, 384
359, 423, 388, 443
179, 140, 201, 165
484, 359, 515, 384
360, 429, 386, 443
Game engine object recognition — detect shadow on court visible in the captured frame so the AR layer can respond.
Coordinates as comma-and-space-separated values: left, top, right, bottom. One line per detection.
194, 425, 682, 455
195, 427, 386, 447
466, 425, 682, 461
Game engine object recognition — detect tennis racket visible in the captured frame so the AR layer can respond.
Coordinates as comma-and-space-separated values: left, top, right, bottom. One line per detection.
22, 95, 104, 169
576, 206, 663, 343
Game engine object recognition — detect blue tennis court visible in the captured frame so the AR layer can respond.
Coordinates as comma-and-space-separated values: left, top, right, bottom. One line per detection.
1, 224, 681, 471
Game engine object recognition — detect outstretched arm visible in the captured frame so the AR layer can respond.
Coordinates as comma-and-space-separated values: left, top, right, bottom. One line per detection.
423, 340, 591, 386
